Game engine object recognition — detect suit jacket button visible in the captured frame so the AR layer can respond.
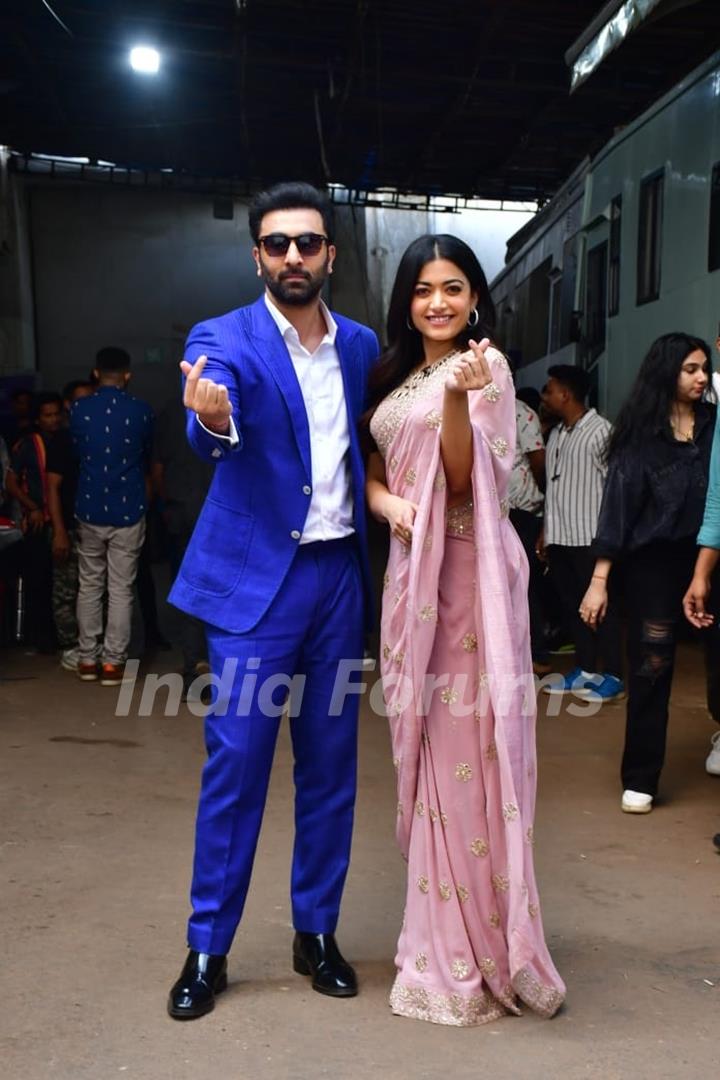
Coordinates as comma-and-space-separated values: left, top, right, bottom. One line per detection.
290, 529, 301, 540
302, 485, 312, 495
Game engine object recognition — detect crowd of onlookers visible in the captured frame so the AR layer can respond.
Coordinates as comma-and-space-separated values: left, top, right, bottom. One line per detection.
0, 348, 212, 699
509, 333, 720, 839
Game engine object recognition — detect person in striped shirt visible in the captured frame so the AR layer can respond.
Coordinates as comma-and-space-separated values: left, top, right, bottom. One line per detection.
538, 365, 624, 702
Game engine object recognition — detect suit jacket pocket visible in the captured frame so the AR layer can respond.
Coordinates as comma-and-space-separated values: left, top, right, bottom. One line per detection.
181, 498, 254, 596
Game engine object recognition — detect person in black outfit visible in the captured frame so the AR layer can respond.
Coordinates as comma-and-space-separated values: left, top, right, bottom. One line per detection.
580, 332, 719, 814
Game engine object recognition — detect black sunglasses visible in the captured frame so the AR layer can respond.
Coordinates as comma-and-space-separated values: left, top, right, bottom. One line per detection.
258, 232, 329, 257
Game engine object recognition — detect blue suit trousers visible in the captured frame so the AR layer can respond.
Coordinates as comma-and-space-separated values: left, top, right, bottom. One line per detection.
187, 537, 364, 955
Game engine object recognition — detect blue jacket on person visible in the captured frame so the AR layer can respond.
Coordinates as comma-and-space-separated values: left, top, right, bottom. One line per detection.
168, 296, 379, 635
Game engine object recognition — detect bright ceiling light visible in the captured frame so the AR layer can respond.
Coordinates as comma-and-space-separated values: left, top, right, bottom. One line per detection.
129, 46, 160, 75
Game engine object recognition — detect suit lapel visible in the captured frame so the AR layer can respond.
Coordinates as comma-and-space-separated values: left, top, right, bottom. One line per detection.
244, 298, 312, 478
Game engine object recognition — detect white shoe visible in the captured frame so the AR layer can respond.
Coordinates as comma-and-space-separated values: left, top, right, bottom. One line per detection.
706, 731, 720, 775
60, 647, 80, 672
621, 790, 653, 814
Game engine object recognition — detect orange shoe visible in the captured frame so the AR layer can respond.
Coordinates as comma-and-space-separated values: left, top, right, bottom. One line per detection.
100, 662, 125, 686
77, 660, 99, 681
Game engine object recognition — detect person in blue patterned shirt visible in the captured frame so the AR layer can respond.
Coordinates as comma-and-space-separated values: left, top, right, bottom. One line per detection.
70, 347, 153, 685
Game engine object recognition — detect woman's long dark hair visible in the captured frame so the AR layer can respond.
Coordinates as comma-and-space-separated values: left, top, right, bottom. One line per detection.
362, 234, 496, 442
607, 331, 713, 460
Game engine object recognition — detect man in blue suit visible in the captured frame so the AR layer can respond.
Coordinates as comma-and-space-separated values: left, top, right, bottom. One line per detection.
167, 182, 379, 1019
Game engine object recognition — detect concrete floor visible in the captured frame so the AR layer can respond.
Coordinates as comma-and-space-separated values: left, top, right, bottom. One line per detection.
2, 643, 719, 1080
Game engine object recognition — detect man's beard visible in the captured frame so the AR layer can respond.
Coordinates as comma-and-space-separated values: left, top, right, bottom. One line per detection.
260, 257, 328, 307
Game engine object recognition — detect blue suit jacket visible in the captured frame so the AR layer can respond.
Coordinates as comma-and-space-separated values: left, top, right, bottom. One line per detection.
168, 297, 379, 635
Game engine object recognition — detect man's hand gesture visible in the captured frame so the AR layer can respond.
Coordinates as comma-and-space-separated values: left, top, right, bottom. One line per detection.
180, 355, 233, 435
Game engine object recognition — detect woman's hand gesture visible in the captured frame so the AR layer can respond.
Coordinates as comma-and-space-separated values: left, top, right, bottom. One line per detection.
444, 338, 493, 393
683, 574, 714, 628
579, 579, 608, 627
383, 495, 418, 545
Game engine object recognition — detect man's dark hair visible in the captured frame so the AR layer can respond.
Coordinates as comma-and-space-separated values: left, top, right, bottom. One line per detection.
95, 347, 131, 373
11, 388, 33, 403
516, 386, 541, 412
248, 182, 334, 244
32, 391, 62, 418
547, 364, 589, 403
62, 379, 92, 401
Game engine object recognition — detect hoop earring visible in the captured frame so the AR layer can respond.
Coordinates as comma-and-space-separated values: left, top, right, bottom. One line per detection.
406, 316, 416, 331
467, 308, 479, 328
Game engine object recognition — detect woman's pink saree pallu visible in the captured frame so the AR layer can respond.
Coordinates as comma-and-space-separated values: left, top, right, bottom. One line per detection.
370, 348, 565, 1025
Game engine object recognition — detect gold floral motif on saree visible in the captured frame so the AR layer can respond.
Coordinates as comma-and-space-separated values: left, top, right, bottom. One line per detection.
470, 837, 489, 857
480, 381, 502, 403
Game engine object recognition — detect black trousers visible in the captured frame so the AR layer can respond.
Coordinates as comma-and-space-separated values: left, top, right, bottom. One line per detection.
510, 509, 548, 661
547, 544, 623, 677
22, 526, 55, 651
622, 540, 720, 795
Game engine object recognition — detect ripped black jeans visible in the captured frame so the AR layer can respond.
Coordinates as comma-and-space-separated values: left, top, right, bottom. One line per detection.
622, 539, 720, 795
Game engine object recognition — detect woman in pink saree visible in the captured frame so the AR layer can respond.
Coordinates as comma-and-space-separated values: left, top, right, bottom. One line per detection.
365, 235, 565, 1026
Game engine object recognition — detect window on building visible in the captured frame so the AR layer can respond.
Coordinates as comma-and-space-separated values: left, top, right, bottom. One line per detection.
547, 268, 562, 354
637, 170, 664, 305
608, 195, 621, 316
586, 242, 607, 361
709, 162, 720, 273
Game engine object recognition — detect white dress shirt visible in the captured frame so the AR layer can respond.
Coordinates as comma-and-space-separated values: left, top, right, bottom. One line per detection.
263, 295, 353, 542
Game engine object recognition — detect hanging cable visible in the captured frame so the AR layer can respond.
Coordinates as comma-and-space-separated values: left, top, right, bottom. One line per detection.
39, 0, 74, 38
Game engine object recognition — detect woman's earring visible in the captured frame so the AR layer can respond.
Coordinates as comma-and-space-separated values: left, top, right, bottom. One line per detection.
406, 316, 416, 331
467, 308, 479, 327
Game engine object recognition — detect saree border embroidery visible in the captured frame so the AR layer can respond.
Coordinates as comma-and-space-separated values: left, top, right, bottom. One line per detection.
390, 981, 507, 1027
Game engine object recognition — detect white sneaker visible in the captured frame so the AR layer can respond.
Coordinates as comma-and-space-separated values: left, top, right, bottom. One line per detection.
706, 731, 720, 775
60, 647, 80, 672
621, 790, 653, 814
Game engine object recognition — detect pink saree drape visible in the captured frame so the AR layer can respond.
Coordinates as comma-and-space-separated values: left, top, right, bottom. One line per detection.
370, 348, 565, 1025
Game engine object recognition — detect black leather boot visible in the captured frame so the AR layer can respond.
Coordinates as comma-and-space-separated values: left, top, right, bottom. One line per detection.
292, 932, 357, 997
168, 950, 228, 1019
